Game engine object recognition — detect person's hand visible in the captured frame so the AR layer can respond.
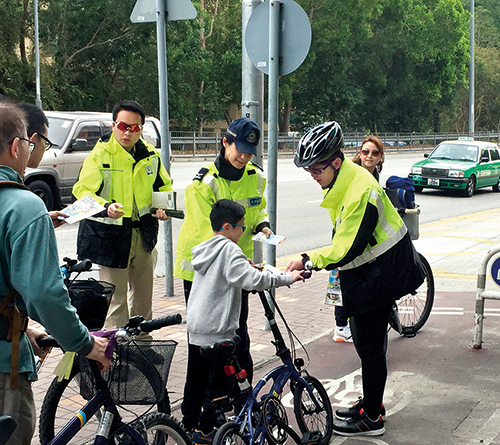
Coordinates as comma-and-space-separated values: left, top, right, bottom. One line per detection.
49, 211, 69, 228
107, 202, 125, 219
290, 270, 306, 282
86, 336, 111, 372
26, 325, 48, 358
261, 227, 273, 238
248, 259, 264, 270
154, 208, 171, 221
286, 258, 303, 272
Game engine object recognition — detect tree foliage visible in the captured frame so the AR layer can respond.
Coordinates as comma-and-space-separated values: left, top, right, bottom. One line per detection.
2, 0, 499, 133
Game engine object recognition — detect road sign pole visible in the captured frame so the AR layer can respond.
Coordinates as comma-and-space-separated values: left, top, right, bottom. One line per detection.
265, 0, 280, 268
156, 0, 174, 296
242, 0, 265, 265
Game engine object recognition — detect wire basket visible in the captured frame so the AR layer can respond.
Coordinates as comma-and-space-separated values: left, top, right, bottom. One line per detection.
78, 339, 177, 405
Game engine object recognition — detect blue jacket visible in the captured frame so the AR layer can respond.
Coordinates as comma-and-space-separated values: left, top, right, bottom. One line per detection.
0, 166, 93, 380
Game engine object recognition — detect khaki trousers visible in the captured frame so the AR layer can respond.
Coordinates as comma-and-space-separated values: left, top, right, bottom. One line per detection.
0, 373, 35, 445
100, 228, 158, 329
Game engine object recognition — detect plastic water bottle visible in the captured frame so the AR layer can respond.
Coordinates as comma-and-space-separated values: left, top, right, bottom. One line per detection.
325, 269, 342, 306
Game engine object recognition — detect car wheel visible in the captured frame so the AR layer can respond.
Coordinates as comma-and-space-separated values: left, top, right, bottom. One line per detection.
462, 176, 476, 198
414, 186, 423, 193
493, 177, 500, 192
27, 180, 55, 210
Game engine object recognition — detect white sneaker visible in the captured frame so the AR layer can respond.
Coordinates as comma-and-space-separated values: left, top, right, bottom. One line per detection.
333, 325, 353, 342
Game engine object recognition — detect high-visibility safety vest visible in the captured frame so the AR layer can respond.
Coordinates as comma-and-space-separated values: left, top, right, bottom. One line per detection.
73, 134, 173, 224
310, 158, 407, 270
174, 162, 269, 282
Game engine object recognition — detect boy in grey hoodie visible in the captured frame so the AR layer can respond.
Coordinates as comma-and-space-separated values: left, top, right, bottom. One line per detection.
186, 199, 304, 444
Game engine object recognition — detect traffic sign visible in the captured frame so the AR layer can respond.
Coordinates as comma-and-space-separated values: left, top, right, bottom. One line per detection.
244, 0, 311, 76
491, 256, 500, 287
130, 0, 197, 23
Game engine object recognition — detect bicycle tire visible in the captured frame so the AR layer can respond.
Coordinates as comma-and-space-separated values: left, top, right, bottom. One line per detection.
389, 252, 434, 335
293, 375, 333, 445
123, 412, 191, 445
213, 421, 248, 445
39, 356, 170, 445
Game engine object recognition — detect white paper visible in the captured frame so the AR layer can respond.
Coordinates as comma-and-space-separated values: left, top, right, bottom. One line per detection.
252, 232, 286, 245
59, 195, 106, 224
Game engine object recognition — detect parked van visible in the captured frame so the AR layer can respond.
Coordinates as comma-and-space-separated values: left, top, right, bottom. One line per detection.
24, 111, 166, 210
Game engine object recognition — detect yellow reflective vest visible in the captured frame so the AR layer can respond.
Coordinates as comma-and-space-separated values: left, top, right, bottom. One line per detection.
174, 161, 269, 282
310, 159, 407, 270
72, 134, 173, 268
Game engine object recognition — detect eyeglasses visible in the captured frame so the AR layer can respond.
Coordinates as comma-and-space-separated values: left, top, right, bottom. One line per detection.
304, 164, 330, 175
10, 137, 36, 153
220, 223, 247, 232
114, 121, 143, 133
38, 133, 53, 151
360, 148, 381, 157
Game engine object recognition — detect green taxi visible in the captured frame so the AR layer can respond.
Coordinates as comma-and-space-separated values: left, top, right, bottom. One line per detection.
409, 139, 500, 197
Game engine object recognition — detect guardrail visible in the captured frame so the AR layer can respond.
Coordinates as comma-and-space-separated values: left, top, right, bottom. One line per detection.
473, 244, 500, 349
170, 130, 500, 157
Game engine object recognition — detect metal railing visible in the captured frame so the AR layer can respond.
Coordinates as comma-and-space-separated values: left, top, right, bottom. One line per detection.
170, 130, 500, 157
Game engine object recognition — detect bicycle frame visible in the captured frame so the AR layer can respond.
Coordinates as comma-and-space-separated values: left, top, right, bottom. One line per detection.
228, 290, 326, 445
45, 359, 147, 445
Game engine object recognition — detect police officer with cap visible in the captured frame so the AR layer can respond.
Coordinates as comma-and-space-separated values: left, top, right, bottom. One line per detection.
175, 117, 271, 434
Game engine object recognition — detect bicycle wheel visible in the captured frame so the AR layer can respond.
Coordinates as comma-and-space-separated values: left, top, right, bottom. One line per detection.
213, 421, 248, 445
293, 375, 333, 445
389, 252, 434, 335
39, 358, 170, 445
125, 412, 191, 445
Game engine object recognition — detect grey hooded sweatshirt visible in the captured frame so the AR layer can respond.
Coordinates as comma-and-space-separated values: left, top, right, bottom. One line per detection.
186, 235, 294, 347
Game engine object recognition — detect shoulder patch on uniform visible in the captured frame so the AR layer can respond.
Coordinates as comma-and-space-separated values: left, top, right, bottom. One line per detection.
247, 169, 257, 175
193, 167, 209, 181
102, 163, 110, 168
250, 161, 263, 172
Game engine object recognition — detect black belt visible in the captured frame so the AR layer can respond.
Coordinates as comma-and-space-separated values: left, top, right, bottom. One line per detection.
132, 221, 141, 228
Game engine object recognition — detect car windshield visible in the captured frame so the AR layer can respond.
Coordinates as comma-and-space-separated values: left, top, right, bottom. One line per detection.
429, 143, 478, 162
47, 117, 73, 149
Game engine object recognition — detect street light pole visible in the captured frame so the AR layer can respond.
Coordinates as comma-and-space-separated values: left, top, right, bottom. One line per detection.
34, 0, 42, 109
469, 0, 474, 137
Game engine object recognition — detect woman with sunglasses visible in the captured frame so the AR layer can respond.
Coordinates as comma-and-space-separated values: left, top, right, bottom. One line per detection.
332, 136, 386, 342
174, 117, 271, 438
352, 135, 385, 181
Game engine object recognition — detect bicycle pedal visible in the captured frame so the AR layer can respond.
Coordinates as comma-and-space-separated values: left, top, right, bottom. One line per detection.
300, 431, 321, 445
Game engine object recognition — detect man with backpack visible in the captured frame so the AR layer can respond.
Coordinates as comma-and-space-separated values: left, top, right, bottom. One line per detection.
0, 101, 110, 445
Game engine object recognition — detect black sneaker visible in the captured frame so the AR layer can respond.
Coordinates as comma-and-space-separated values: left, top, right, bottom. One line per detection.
335, 397, 386, 420
333, 409, 385, 436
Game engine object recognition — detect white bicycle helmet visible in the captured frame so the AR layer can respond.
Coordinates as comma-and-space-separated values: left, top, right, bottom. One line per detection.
294, 121, 344, 168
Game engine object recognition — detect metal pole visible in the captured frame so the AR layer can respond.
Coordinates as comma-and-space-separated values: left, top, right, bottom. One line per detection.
469, 0, 474, 137
156, 0, 174, 296
265, 0, 280, 268
242, 0, 264, 264
34, 0, 42, 109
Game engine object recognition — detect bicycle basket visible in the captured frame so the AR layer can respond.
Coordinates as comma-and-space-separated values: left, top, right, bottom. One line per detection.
78, 339, 177, 405
69, 279, 115, 330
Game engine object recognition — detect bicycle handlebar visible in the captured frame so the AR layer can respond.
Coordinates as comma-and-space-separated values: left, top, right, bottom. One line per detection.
398, 207, 421, 215
71, 259, 92, 273
37, 335, 59, 348
139, 313, 182, 333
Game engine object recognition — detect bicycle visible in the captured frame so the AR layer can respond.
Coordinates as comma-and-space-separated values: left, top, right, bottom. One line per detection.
387, 206, 435, 338
206, 288, 333, 445
37, 313, 191, 445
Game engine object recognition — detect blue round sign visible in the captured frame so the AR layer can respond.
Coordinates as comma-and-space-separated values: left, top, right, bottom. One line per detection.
491, 256, 500, 287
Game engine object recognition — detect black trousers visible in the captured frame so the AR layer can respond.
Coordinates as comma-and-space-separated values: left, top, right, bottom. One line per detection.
181, 280, 253, 432
349, 303, 393, 420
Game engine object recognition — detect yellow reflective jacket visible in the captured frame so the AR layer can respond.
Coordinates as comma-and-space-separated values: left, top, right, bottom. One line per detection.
174, 161, 269, 281
310, 158, 407, 270
72, 134, 173, 268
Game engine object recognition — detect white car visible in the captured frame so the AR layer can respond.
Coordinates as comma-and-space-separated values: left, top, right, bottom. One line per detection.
24, 111, 168, 210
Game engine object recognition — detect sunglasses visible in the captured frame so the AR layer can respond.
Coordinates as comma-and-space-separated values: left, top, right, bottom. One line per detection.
304, 164, 330, 175
11, 137, 36, 153
114, 121, 143, 133
38, 133, 53, 151
360, 148, 381, 157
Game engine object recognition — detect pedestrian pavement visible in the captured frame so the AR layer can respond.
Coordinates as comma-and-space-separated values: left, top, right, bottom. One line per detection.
31, 207, 500, 444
